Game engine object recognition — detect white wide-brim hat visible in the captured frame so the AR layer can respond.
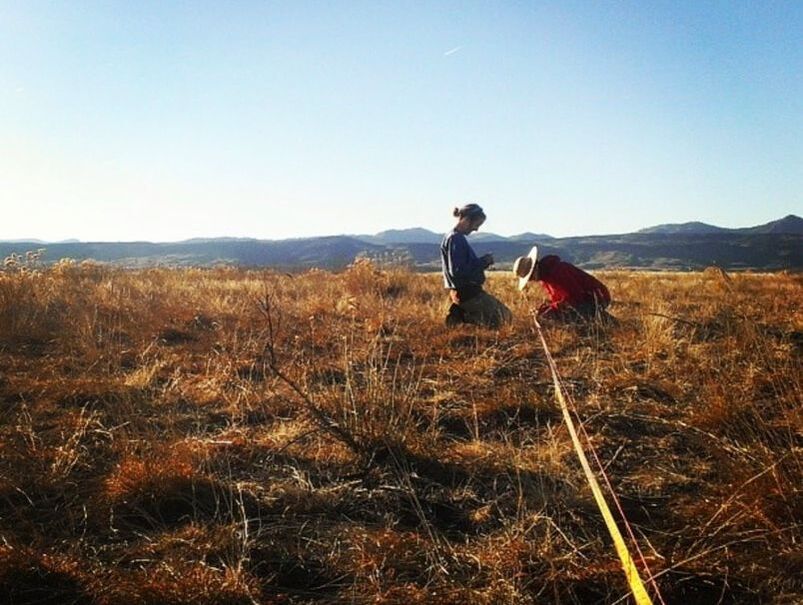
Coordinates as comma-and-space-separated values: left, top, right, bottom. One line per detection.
512, 245, 538, 291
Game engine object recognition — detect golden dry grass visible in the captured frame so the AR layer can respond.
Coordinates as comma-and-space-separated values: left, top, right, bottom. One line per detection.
0, 259, 800, 604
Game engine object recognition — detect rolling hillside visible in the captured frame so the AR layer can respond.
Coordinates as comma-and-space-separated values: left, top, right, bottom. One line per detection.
2, 216, 801, 271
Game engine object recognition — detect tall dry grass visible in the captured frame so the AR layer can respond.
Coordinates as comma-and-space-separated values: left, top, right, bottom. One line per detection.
0, 259, 800, 604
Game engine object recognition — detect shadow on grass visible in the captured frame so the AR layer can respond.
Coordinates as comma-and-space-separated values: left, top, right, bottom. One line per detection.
108, 475, 262, 533
0, 550, 93, 605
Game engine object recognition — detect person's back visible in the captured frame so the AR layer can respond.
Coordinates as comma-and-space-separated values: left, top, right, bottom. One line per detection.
538, 255, 610, 313
440, 229, 486, 302
513, 250, 611, 321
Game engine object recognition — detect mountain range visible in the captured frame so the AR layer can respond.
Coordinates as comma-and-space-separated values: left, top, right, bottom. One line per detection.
636, 214, 803, 235
2, 215, 801, 271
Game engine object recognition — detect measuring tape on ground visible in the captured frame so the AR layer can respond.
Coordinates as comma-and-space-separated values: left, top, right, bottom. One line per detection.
532, 313, 661, 605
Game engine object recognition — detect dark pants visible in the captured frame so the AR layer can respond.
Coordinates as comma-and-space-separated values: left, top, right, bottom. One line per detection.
445, 291, 513, 328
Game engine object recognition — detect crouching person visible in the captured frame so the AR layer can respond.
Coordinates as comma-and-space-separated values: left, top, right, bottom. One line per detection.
441, 204, 512, 328
513, 247, 613, 322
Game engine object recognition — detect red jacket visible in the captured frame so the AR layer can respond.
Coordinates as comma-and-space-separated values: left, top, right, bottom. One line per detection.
536, 255, 611, 314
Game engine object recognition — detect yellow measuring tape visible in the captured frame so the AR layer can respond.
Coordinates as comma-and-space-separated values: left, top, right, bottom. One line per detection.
533, 316, 654, 605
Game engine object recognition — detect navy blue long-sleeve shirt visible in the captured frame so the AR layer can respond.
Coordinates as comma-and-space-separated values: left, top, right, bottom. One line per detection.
440, 230, 486, 291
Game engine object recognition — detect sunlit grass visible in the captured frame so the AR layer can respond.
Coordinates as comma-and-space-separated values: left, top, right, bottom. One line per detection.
0, 261, 800, 603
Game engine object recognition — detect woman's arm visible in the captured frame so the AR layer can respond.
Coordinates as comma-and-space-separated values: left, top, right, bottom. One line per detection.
446, 234, 486, 286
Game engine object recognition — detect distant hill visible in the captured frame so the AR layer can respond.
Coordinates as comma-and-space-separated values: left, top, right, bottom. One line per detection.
180, 237, 260, 244
638, 221, 730, 235
360, 228, 442, 245
509, 232, 555, 242
357, 228, 556, 245
639, 214, 803, 235
0, 236, 387, 270
2, 215, 800, 271
469, 232, 510, 243
738, 214, 803, 235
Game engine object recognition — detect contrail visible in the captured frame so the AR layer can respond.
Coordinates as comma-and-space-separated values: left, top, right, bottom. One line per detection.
443, 46, 463, 56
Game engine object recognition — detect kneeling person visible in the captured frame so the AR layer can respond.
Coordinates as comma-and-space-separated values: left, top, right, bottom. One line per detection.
441, 204, 512, 328
513, 247, 611, 321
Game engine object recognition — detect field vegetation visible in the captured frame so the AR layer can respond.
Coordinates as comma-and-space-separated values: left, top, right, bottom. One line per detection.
0, 257, 800, 604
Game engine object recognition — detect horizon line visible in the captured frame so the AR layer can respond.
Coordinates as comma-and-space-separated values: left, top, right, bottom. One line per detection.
1, 212, 800, 245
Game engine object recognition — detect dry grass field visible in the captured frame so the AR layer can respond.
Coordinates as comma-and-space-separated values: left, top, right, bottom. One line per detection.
0, 258, 800, 604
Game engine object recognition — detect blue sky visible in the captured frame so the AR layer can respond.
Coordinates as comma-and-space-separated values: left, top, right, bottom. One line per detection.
1, 1, 801, 241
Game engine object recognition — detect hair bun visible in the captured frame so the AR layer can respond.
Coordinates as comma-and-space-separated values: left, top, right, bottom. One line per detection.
452, 207, 461, 218
454, 203, 485, 220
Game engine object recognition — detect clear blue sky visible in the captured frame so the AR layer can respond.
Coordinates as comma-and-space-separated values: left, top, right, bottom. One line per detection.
2, 1, 801, 241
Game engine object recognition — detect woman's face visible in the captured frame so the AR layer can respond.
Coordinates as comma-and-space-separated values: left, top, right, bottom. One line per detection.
468, 216, 486, 233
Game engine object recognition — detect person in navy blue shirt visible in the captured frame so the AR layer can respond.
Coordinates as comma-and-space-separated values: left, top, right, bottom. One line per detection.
441, 204, 512, 328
